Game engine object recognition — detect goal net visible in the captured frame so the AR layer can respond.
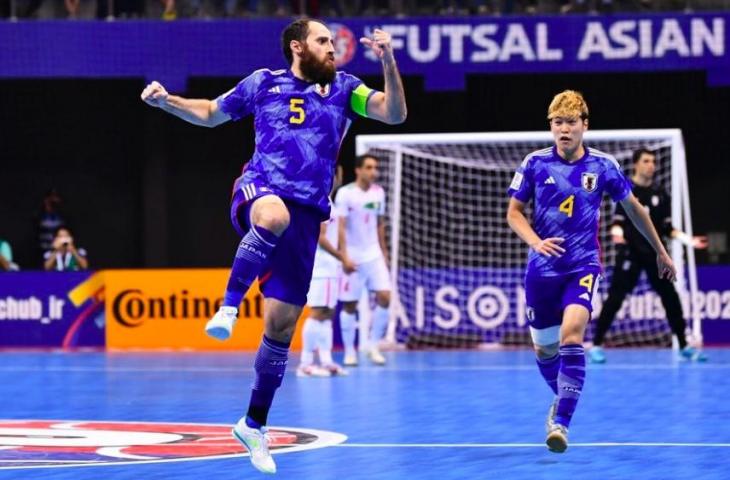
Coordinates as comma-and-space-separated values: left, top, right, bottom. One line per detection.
355, 130, 700, 349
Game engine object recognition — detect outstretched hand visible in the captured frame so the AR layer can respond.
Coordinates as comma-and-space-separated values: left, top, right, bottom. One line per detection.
360, 29, 393, 61
141, 81, 169, 108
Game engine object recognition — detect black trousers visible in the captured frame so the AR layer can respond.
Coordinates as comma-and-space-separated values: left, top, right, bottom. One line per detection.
593, 248, 687, 348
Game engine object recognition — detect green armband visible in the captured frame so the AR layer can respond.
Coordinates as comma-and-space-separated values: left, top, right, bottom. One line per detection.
350, 84, 374, 118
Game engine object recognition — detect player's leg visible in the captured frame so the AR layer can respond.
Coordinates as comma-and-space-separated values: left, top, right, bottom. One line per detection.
547, 269, 600, 453
297, 303, 331, 378
233, 201, 320, 474
526, 274, 563, 396
207, 186, 290, 341
298, 276, 336, 377
644, 258, 707, 361
367, 256, 392, 365
234, 298, 300, 474
316, 278, 348, 375
366, 289, 390, 365
590, 251, 641, 362
340, 269, 364, 366
526, 274, 564, 447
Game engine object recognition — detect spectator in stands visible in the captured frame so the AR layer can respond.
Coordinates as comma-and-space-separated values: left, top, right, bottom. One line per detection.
3, 0, 44, 18
95, 0, 144, 18
44, 227, 88, 272
64, 0, 80, 17
0, 238, 19, 271
37, 188, 67, 266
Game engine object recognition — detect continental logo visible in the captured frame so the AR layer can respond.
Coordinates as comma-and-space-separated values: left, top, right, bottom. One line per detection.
112, 289, 263, 327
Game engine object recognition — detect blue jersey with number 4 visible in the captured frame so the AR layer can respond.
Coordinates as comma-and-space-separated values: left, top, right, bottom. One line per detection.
508, 146, 632, 276
217, 68, 375, 217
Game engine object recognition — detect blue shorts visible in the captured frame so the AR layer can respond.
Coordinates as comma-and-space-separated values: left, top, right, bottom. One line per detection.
230, 181, 320, 307
524, 268, 601, 331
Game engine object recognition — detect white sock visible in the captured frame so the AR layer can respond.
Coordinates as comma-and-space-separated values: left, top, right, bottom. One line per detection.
318, 320, 334, 365
300, 318, 317, 366
340, 310, 358, 357
370, 305, 389, 345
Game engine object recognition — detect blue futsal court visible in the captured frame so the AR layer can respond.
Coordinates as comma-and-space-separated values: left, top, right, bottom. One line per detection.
1, 348, 729, 480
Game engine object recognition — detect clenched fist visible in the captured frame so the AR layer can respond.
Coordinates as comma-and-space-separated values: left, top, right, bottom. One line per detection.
141, 81, 169, 108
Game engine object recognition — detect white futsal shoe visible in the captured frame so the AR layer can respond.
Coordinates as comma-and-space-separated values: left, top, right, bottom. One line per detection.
205, 306, 238, 341
367, 347, 387, 366
545, 397, 558, 433
296, 364, 332, 377
546, 423, 569, 453
232, 418, 277, 474
343, 352, 359, 367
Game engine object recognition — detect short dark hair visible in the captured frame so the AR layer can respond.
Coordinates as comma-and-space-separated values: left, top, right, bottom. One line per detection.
632, 147, 655, 164
53, 226, 71, 237
281, 18, 327, 65
355, 154, 378, 169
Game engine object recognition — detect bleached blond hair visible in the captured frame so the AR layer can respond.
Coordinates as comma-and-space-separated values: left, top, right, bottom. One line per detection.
547, 90, 589, 121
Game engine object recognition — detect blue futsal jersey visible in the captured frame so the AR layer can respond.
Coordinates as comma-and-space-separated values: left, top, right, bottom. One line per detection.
508, 146, 632, 277
217, 68, 375, 217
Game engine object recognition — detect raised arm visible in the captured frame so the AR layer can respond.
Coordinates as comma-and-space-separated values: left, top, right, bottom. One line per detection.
141, 81, 230, 128
618, 193, 676, 280
360, 30, 407, 125
506, 197, 566, 257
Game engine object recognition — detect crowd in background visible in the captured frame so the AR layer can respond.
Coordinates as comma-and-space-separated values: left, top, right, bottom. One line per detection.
0, 189, 88, 272
1, 0, 728, 19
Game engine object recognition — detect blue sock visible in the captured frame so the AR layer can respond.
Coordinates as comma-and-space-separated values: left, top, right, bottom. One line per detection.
536, 353, 560, 395
555, 344, 586, 428
246, 335, 290, 428
223, 225, 279, 308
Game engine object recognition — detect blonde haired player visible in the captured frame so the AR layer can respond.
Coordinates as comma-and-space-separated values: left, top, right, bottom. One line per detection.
337, 154, 391, 366
507, 90, 675, 453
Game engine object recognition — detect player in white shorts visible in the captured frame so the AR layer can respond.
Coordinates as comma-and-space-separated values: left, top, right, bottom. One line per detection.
336, 154, 392, 366
298, 176, 349, 377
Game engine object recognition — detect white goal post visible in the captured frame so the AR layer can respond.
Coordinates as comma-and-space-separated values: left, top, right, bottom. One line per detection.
355, 129, 701, 348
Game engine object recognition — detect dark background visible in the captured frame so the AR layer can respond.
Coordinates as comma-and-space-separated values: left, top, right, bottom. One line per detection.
2, 70, 728, 269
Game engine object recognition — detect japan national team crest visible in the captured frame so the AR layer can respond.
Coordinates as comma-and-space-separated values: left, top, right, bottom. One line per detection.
0, 420, 346, 470
581, 173, 598, 192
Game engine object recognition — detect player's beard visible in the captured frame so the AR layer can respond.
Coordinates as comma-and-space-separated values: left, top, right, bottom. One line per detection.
299, 46, 336, 85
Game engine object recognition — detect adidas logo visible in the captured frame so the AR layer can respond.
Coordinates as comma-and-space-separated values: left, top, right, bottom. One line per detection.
579, 293, 591, 301
267, 86, 281, 94
544, 176, 556, 185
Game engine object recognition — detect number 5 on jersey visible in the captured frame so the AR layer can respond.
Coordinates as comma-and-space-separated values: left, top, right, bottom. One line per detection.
289, 98, 305, 124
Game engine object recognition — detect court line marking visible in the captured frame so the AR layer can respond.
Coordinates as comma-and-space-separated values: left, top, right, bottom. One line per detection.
335, 442, 730, 448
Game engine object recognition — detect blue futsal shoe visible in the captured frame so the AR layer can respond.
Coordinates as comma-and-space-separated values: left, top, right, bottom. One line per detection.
588, 346, 606, 364
680, 346, 708, 362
